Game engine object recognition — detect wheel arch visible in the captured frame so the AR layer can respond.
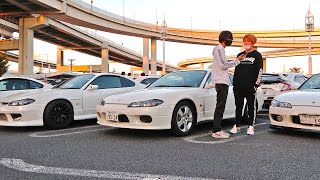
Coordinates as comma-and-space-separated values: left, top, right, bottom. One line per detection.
174, 99, 198, 122
43, 99, 74, 118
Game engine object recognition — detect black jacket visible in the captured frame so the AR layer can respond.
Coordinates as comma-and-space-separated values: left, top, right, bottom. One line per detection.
233, 50, 263, 90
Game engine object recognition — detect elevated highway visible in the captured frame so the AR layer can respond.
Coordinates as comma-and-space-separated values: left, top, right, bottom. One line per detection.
177, 48, 320, 69
0, 0, 319, 74
1, 0, 320, 48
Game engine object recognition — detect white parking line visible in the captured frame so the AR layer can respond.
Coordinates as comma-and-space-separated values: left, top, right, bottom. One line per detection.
0, 158, 218, 180
29, 125, 106, 138
183, 122, 269, 144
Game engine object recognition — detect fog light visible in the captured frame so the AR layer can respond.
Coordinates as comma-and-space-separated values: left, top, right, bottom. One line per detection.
140, 115, 152, 123
276, 116, 283, 122
271, 114, 283, 122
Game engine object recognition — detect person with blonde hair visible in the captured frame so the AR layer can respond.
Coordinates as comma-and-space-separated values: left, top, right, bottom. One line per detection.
229, 34, 263, 135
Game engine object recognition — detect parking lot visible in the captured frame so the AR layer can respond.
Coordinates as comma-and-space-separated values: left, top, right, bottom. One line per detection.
0, 112, 320, 180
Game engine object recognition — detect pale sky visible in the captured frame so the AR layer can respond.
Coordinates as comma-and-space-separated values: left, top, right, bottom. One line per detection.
8, 0, 320, 74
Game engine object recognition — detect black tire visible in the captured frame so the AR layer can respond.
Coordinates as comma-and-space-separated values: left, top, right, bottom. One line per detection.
171, 101, 196, 136
43, 100, 74, 129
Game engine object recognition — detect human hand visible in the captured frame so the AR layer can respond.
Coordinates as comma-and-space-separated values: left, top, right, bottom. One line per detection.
237, 53, 247, 61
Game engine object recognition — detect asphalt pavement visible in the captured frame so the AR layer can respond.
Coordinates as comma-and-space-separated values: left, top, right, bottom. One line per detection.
0, 114, 319, 180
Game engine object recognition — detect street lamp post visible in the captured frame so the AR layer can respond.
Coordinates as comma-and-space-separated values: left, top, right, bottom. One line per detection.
161, 19, 167, 75
68, 59, 76, 72
305, 7, 314, 76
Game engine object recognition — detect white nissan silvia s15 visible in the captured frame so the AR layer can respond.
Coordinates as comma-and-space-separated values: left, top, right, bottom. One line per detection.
97, 70, 264, 136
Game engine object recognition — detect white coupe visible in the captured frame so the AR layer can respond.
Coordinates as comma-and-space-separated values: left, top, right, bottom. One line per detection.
0, 74, 145, 129
0, 77, 52, 99
97, 70, 264, 136
269, 73, 320, 132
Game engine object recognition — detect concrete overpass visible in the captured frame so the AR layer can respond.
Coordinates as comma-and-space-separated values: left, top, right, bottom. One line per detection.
1, 0, 320, 74
177, 48, 320, 71
0, 16, 178, 74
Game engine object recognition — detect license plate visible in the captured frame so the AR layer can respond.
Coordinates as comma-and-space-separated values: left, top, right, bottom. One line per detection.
106, 111, 118, 122
299, 114, 320, 125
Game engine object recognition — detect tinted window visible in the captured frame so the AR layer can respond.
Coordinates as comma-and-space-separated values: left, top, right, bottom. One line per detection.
120, 77, 135, 87
261, 74, 281, 84
30, 80, 44, 89
0, 79, 28, 91
91, 76, 121, 89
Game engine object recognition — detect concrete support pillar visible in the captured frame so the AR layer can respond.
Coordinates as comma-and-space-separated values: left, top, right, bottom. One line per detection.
143, 38, 149, 74
57, 47, 64, 66
18, 18, 34, 75
200, 63, 204, 69
101, 48, 109, 73
150, 38, 157, 74
262, 58, 266, 73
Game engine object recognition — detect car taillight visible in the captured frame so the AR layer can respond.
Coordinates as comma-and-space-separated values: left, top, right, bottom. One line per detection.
280, 82, 291, 91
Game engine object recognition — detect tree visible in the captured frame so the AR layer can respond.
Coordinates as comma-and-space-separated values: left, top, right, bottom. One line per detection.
289, 67, 302, 73
0, 55, 9, 76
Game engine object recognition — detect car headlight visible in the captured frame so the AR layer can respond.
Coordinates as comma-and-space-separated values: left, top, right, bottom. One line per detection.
271, 99, 292, 108
100, 98, 106, 106
128, 99, 163, 108
8, 98, 35, 106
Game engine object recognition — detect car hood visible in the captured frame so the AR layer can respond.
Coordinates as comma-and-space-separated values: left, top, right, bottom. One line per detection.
274, 89, 320, 106
104, 87, 198, 105
0, 88, 78, 102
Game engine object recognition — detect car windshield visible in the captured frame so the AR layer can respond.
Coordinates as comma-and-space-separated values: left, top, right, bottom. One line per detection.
299, 74, 320, 90
58, 74, 95, 89
149, 70, 207, 88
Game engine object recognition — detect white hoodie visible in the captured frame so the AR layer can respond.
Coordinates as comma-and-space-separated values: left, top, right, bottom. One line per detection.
211, 44, 240, 86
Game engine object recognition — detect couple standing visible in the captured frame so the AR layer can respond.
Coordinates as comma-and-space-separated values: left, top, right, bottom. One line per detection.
211, 30, 263, 139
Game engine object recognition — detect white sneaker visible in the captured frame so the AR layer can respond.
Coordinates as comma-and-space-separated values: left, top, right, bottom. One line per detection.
247, 126, 254, 135
229, 125, 241, 134
212, 131, 230, 139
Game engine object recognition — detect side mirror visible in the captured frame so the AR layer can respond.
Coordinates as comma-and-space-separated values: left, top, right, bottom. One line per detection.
87, 84, 98, 90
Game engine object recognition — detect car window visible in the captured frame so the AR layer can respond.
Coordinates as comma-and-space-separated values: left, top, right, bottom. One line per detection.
0, 79, 28, 91
59, 74, 95, 89
294, 76, 307, 84
91, 76, 121, 89
150, 70, 207, 88
140, 78, 158, 85
261, 74, 281, 84
120, 77, 135, 87
29, 80, 44, 89
299, 74, 320, 90
229, 74, 234, 84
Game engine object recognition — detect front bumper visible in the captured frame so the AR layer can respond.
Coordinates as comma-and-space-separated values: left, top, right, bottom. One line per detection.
96, 104, 175, 130
0, 104, 44, 127
269, 106, 320, 132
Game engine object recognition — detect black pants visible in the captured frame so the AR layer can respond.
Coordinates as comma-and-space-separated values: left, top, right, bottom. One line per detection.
212, 84, 229, 133
234, 87, 257, 127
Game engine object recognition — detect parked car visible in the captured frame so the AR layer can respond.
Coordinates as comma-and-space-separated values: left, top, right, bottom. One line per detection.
269, 73, 320, 132
261, 73, 307, 109
0, 74, 145, 129
0, 77, 52, 99
96, 70, 264, 136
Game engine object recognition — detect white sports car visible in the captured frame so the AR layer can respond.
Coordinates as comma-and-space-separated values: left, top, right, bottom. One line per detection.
0, 77, 52, 99
269, 73, 320, 132
97, 70, 264, 136
0, 74, 144, 129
